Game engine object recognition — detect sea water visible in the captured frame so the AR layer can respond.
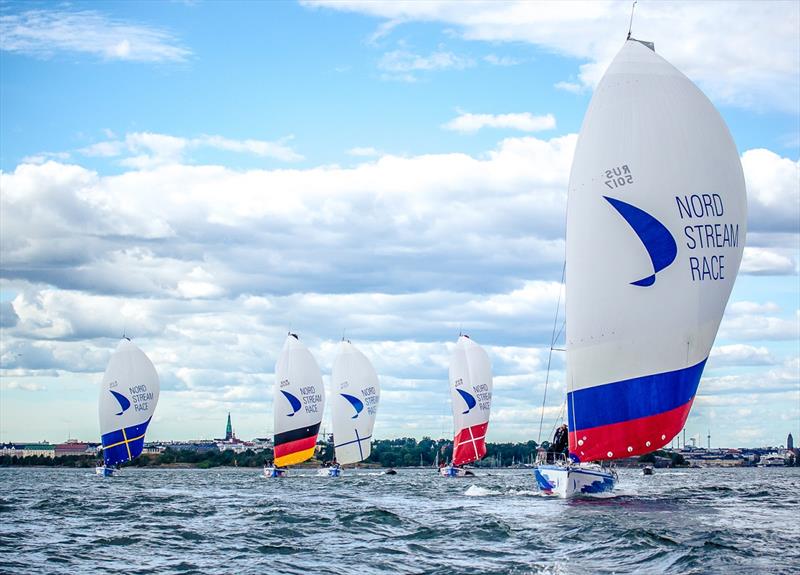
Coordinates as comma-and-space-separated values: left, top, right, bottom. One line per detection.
0, 467, 798, 574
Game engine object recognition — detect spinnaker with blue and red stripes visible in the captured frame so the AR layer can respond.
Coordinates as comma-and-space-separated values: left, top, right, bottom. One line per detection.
98, 338, 160, 469
564, 38, 747, 463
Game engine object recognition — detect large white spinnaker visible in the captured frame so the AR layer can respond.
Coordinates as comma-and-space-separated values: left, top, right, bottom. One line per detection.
565, 39, 746, 463
449, 335, 493, 466
273, 334, 325, 467
331, 341, 380, 465
98, 338, 160, 466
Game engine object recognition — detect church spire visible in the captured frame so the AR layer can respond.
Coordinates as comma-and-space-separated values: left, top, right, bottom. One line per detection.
225, 412, 233, 441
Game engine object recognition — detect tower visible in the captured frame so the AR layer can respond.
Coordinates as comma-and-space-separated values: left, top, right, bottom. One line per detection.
225, 412, 233, 441
707, 429, 711, 450
789, 433, 794, 450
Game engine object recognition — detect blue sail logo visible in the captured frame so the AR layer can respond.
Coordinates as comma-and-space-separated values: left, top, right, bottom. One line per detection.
109, 390, 131, 416
340, 393, 364, 419
457, 389, 477, 414
604, 196, 677, 287
281, 390, 302, 417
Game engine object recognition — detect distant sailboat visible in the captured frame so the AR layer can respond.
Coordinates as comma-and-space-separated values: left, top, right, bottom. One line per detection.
534, 37, 746, 497
265, 334, 325, 478
329, 340, 380, 477
440, 335, 493, 477
96, 338, 160, 477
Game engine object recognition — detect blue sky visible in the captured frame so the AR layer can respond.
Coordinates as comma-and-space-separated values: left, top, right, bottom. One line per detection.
1, 0, 798, 448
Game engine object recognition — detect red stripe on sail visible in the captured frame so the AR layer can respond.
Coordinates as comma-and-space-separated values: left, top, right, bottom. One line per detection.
569, 398, 694, 462
453, 422, 488, 466
274, 435, 317, 459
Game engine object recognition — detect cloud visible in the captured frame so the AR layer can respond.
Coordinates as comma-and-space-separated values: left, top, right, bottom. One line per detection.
379, 48, 474, 81
346, 147, 383, 157
306, 0, 800, 113
1, 134, 797, 443
740, 247, 796, 276
443, 112, 556, 134
77, 132, 304, 167
483, 54, 522, 67
707, 344, 774, 368
3, 381, 46, 392
0, 8, 191, 63
554, 81, 584, 94
742, 149, 800, 233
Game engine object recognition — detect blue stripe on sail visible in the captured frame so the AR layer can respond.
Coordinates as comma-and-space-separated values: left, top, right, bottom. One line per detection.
604, 196, 677, 286
334, 429, 371, 460
568, 358, 707, 431
101, 418, 151, 466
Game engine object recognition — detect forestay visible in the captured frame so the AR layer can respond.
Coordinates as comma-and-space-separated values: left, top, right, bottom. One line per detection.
273, 334, 325, 466
449, 336, 493, 466
331, 341, 380, 465
565, 40, 747, 462
98, 339, 160, 466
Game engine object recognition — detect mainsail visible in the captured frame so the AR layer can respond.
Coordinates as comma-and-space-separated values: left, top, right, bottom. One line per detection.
98, 339, 160, 466
331, 341, 380, 464
273, 334, 325, 466
565, 39, 747, 462
449, 335, 493, 466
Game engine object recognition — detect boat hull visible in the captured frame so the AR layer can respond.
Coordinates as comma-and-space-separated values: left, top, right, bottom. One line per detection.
534, 464, 615, 497
438, 466, 474, 477
95, 466, 114, 477
264, 467, 288, 478
317, 467, 341, 477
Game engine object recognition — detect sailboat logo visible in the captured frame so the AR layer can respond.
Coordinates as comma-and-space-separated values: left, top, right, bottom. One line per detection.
109, 390, 131, 416
457, 389, 477, 414
281, 390, 302, 417
340, 393, 364, 419
604, 196, 677, 287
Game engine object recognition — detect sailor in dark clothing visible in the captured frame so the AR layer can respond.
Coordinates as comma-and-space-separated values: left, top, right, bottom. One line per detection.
548, 424, 569, 463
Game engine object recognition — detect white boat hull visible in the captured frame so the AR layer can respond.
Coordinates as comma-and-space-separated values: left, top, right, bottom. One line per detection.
534, 464, 615, 497
264, 467, 288, 478
95, 466, 114, 477
317, 467, 341, 477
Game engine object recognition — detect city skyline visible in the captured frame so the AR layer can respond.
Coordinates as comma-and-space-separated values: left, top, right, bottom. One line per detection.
1, 1, 798, 447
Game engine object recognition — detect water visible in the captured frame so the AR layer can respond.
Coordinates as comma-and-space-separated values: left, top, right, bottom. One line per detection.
1, 466, 798, 574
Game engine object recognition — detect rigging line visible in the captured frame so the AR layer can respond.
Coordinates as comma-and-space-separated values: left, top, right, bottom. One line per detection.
627, 1, 637, 40
537, 261, 566, 444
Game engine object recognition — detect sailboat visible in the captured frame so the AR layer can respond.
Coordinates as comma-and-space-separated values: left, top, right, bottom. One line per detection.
440, 335, 493, 477
265, 334, 325, 478
96, 338, 160, 477
534, 36, 746, 497
329, 340, 380, 477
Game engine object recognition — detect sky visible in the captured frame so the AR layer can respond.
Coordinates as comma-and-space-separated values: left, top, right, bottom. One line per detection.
0, 0, 798, 449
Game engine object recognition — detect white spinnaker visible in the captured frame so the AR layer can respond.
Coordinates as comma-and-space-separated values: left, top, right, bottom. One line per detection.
450, 336, 492, 438
273, 334, 325, 440
331, 341, 380, 465
566, 40, 747, 395
98, 339, 160, 439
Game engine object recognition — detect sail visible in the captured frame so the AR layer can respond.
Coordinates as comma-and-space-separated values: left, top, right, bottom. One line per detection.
565, 40, 746, 462
449, 335, 493, 466
98, 339, 160, 466
273, 334, 325, 466
331, 341, 380, 464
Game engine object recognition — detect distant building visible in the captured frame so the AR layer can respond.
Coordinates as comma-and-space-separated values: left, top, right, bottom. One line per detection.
1, 443, 56, 458
55, 439, 94, 457
225, 412, 234, 441
788, 433, 794, 450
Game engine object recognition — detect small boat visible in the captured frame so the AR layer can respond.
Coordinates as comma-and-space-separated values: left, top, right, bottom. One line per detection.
643, 466, 654, 475
317, 465, 341, 477
533, 33, 746, 497
383, 468, 397, 475
96, 338, 160, 477
757, 453, 786, 467
263, 466, 288, 478
329, 340, 381, 478
440, 335, 493, 478
269, 334, 325, 477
